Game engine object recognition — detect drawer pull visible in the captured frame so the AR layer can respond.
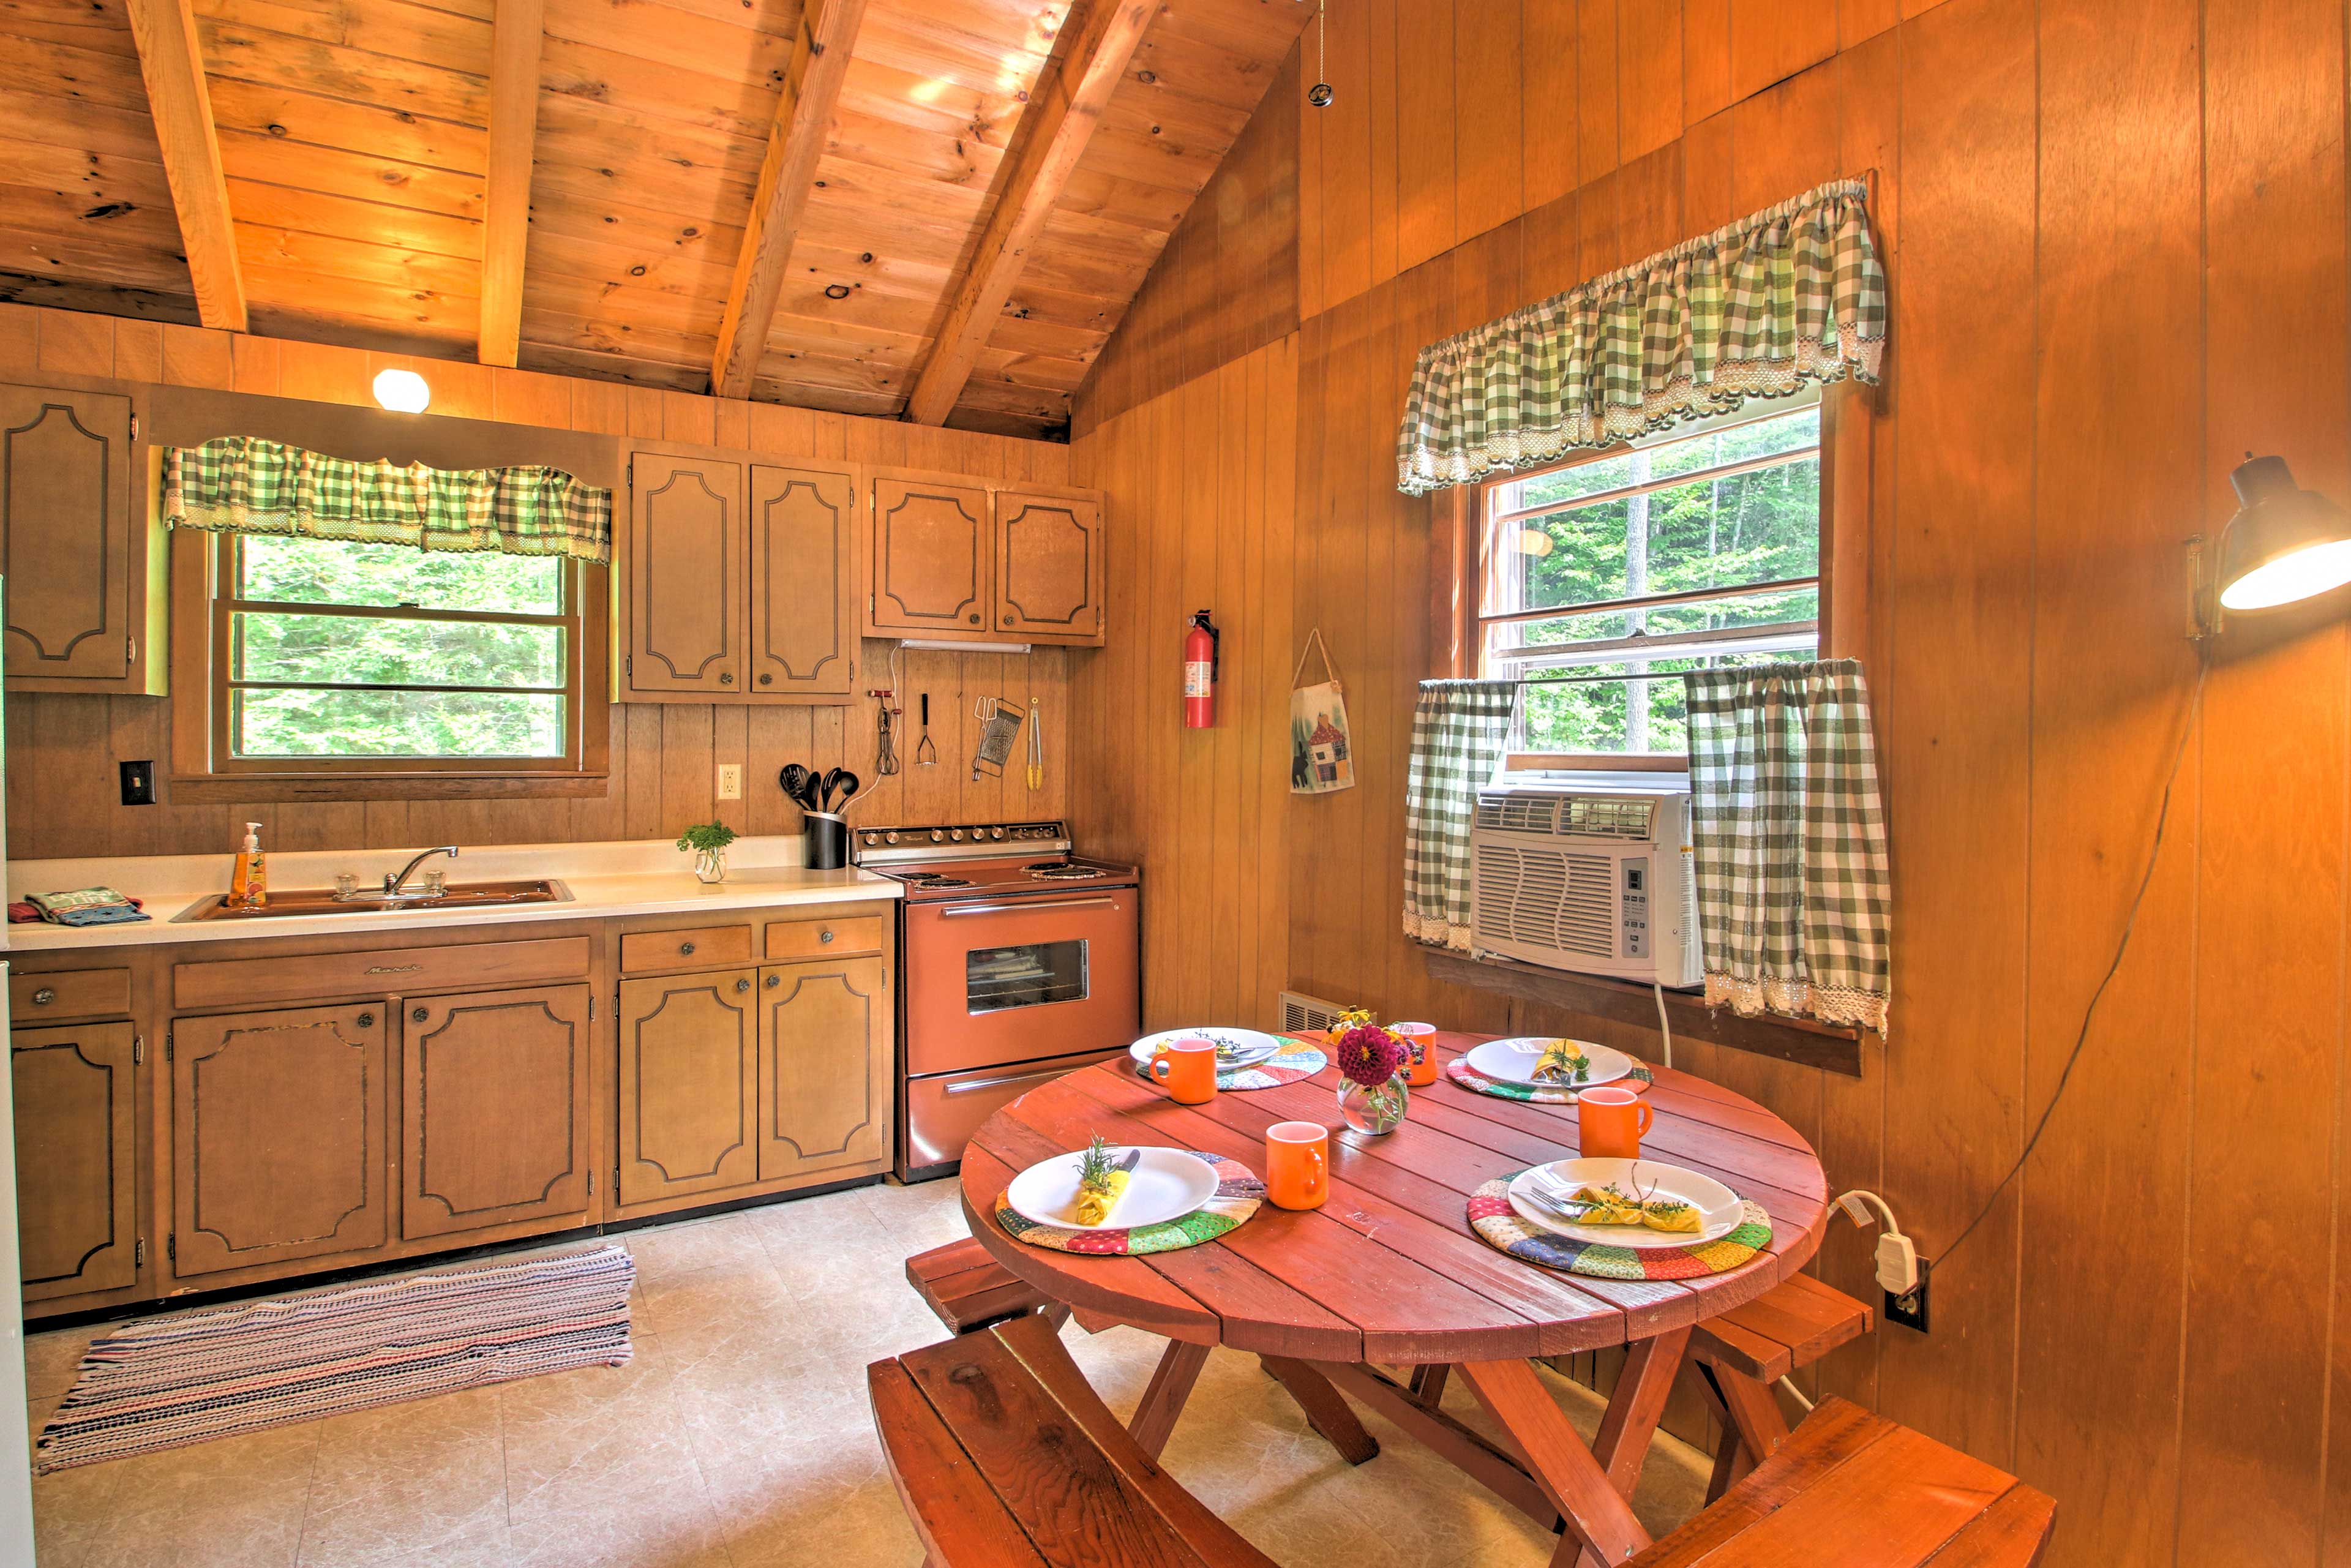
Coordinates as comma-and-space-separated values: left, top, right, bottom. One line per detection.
759, 672, 774, 686
411, 1007, 429, 1023
357, 1011, 376, 1027
30, 987, 54, 1007
819, 929, 834, 944
735, 978, 752, 993
765, 973, 779, 988
680, 941, 697, 956
366, 964, 422, 975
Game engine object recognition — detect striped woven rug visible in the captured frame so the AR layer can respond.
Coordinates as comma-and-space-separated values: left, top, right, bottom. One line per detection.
36, 1244, 634, 1472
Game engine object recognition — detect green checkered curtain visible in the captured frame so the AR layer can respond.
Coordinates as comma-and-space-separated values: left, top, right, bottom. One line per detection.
1396, 179, 1886, 495
163, 436, 612, 565
1684, 659, 1890, 1033
1403, 679, 1520, 950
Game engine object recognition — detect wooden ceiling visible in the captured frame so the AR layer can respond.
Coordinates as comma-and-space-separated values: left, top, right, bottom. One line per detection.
0, 0, 1310, 436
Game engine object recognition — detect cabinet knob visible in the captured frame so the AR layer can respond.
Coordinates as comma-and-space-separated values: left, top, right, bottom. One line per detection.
411, 1007, 429, 1024
765, 973, 779, 988
735, 978, 751, 993
968, 613, 980, 625
759, 672, 773, 686
720, 672, 735, 686
680, 941, 697, 956
1001, 613, 1013, 626
819, 929, 834, 944
356, 1011, 375, 1027
30, 987, 53, 1006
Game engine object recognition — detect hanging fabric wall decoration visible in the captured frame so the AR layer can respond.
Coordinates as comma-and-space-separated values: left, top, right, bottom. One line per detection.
1289, 629, 1355, 795
1395, 178, 1888, 495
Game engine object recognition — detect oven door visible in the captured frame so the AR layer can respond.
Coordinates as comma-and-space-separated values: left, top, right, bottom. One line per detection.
902, 885, 1139, 1078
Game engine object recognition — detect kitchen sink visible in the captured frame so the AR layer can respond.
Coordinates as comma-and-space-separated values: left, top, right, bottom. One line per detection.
172, 879, 574, 922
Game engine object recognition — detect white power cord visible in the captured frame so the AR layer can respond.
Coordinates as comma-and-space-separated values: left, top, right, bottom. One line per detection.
1652, 982, 1674, 1073
1833, 1188, 1918, 1296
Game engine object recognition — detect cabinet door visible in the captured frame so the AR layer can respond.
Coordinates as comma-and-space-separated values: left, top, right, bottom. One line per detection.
996, 489, 1104, 643
400, 985, 591, 1241
13, 1022, 137, 1302
0, 383, 132, 681
868, 471, 991, 636
749, 463, 856, 699
628, 452, 743, 695
757, 955, 890, 1182
617, 970, 758, 1205
171, 1003, 389, 1278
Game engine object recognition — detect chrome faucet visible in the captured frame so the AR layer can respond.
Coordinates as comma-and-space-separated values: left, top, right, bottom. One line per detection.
383, 846, 460, 898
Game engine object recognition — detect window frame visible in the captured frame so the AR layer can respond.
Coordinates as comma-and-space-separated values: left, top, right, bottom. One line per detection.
1454, 382, 1869, 769
170, 528, 612, 800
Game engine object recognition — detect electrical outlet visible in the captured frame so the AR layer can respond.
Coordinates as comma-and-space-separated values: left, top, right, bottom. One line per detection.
1884, 1256, 1931, 1332
119, 760, 156, 806
717, 764, 742, 800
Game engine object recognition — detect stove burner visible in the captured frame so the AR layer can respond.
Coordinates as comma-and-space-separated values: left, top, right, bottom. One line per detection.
1029, 864, 1105, 881
912, 874, 974, 889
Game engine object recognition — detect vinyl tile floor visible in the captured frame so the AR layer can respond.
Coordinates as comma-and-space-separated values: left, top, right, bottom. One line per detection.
22, 1179, 1715, 1568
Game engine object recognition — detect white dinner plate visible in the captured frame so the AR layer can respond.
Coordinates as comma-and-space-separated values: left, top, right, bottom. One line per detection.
1127, 1026, 1287, 1071
1464, 1036, 1637, 1090
1005, 1146, 1220, 1231
1507, 1157, 1745, 1250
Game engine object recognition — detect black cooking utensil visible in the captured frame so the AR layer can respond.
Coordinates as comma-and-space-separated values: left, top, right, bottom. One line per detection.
819, 766, 845, 809
779, 763, 821, 811
822, 767, 860, 811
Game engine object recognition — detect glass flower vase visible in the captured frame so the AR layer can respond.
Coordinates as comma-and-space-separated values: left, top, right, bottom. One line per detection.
693, 848, 728, 884
1337, 1075, 1409, 1135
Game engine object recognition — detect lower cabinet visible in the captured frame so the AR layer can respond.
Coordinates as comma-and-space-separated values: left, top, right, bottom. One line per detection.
758, 957, 890, 1181
12, 1022, 137, 1302
401, 985, 592, 1241
617, 969, 759, 1205
170, 1003, 389, 1278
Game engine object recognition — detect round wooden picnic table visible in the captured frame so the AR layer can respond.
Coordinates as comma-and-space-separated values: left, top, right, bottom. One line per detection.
958, 1029, 1831, 1568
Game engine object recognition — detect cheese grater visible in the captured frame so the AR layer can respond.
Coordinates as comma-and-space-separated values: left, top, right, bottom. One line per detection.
971, 696, 1024, 780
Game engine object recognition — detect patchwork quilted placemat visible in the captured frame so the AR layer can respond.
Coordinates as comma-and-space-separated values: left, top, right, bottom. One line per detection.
1131, 1040, 1327, 1091
1466, 1173, 1770, 1281
996, 1151, 1264, 1255
1444, 1057, 1655, 1104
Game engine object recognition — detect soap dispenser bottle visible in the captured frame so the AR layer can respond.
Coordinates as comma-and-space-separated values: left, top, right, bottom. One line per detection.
230, 821, 268, 909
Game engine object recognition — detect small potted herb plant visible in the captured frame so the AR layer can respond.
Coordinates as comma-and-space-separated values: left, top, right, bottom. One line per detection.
677, 822, 737, 884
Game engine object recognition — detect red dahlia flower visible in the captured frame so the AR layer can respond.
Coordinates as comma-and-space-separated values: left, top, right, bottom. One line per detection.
1334, 1024, 1405, 1089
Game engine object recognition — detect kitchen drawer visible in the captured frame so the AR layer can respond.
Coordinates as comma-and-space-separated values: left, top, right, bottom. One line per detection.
618, 923, 754, 973
764, 912, 886, 962
173, 936, 591, 1011
10, 967, 132, 1021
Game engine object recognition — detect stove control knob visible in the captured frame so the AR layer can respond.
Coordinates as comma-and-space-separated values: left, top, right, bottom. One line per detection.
990, 827, 1005, 840
885, 832, 900, 844
861, 833, 879, 847
949, 828, 964, 842
929, 830, 945, 843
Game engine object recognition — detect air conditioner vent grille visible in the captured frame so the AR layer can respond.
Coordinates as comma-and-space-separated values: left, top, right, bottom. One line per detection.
1475, 792, 1656, 839
1472, 844, 1617, 958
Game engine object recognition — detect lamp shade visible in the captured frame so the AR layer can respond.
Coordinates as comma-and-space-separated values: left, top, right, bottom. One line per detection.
2216, 455, 2351, 610
371, 368, 430, 413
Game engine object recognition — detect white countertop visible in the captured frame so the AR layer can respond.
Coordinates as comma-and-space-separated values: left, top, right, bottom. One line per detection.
4, 836, 899, 951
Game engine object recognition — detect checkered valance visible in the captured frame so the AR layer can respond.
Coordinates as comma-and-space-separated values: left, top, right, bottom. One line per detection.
164, 436, 612, 565
1396, 179, 1886, 496
1684, 659, 1890, 1033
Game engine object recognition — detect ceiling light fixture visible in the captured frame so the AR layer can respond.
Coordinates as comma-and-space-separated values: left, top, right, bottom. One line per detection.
2189, 453, 2351, 636
372, 368, 430, 413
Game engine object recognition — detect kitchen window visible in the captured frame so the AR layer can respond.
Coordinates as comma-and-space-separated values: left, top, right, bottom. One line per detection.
1477, 393, 1823, 761
174, 531, 610, 795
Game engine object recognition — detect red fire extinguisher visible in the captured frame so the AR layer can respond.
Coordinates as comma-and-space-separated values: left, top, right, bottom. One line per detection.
1184, 610, 1220, 729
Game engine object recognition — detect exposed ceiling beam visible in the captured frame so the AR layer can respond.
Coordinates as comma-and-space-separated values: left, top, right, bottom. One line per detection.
902, 0, 1154, 427
478, 0, 546, 368
123, 0, 246, 331
708, 0, 870, 400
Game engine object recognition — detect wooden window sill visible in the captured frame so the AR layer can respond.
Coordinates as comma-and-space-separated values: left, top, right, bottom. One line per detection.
171, 773, 610, 803
1419, 947, 1865, 1078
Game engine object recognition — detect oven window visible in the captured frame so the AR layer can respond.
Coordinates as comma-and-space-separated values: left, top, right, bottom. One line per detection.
967, 940, 1090, 1013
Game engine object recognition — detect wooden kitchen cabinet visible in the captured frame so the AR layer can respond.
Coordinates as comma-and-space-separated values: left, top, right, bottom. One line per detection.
757, 955, 890, 1182
863, 468, 1106, 648
400, 985, 591, 1242
996, 487, 1104, 643
170, 1002, 389, 1278
617, 969, 759, 1204
626, 451, 744, 696
749, 463, 857, 697
13, 1021, 138, 1302
0, 381, 166, 692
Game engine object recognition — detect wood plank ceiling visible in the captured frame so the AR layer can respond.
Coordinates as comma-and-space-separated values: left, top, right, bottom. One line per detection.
0, 0, 1310, 435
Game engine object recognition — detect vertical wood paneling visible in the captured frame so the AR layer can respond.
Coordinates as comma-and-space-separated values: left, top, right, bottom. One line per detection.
1395, 0, 1460, 271
1618, 0, 1683, 161
1576, 0, 1621, 186
1521, 0, 1581, 212
1728, 0, 1838, 102
1452, 0, 1524, 241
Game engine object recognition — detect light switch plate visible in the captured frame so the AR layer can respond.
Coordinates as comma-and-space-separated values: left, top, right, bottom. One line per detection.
717, 764, 742, 800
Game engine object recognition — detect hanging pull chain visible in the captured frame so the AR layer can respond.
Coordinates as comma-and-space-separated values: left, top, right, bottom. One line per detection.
1308, 0, 1332, 107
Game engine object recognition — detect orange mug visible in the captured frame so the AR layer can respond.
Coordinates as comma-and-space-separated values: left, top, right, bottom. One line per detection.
1392, 1022, 1439, 1086
1578, 1085, 1655, 1159
1265, 1120, 1328, 1210
1149, 1037, 1219, 1105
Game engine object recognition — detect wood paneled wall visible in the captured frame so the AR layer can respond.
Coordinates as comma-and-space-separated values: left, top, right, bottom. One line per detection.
1068, 2, 2351, 1563
0, 303, 1072, 860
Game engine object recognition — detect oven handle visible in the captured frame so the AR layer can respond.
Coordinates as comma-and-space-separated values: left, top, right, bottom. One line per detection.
943, 1063, 1095, 1095
937, 896, 1123, 918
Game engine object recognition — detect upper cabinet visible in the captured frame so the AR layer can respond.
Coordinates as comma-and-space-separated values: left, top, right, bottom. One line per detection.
864, 468, 1106, 648
628, 452, 744, 697
749, 464, 857, 698
0, 381, 166, 694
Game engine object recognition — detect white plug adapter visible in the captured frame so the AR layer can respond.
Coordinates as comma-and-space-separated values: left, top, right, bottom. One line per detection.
1875, 1230, 1919, 1297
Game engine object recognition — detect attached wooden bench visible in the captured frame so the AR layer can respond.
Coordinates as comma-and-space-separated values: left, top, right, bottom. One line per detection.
1627, 1396, 2057, 1566
904, 1237, 1064, 1335
869, 1311, 1279, 1568
1687, 1273, 1875, 1499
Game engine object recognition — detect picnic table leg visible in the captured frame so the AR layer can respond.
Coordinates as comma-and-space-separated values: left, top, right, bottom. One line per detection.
1591, 1326, 1690, 1498
1128, 1340, 1212, 1458
1459, 1359, 1650, 1568
1704, 1362, 1793, 1480
1260, 1357, 1381, 1465
1409, 1363, 1452, 1408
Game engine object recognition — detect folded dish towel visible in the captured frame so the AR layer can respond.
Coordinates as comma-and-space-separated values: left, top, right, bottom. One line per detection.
23, 888, 150, 926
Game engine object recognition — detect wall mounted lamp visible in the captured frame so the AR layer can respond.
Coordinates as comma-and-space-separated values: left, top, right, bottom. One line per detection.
372, 368, 431, 414
2188, 454, 2351, 637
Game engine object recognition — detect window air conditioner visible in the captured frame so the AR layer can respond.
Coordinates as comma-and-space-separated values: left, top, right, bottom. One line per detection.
1468, 773, 1703, 988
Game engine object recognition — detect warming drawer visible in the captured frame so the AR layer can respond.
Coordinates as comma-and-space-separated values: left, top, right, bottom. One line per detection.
899, 1046, 1128, 1180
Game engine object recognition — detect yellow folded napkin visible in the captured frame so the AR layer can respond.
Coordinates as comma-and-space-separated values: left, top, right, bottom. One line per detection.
1569, 1182, 1703, 1234
1531, 1040, 1591, 1084
1073, 1138, 1132, 1228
